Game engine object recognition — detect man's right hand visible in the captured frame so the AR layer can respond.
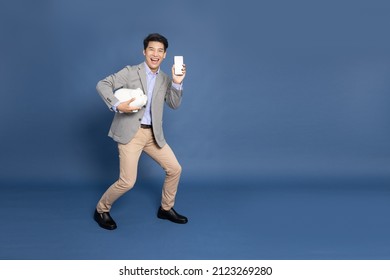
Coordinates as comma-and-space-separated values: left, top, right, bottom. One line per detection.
117, 98, 141, 113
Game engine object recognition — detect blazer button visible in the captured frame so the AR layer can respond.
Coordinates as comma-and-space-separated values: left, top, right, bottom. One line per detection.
138, 118, 141, 121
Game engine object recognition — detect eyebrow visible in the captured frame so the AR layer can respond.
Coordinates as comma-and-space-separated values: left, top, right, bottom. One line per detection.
148, 47, 165, 51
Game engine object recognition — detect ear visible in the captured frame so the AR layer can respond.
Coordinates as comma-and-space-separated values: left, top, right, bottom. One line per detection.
163, 51, 167, 59
143, 50, 146, 56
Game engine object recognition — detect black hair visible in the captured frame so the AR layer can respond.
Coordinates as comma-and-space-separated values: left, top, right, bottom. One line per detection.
143, 33, 168, 51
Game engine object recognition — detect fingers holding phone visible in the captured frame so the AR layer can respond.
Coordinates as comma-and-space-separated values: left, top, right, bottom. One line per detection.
172, 56, 186, 84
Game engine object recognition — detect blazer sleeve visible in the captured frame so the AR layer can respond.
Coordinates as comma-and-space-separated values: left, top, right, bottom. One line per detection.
164, 79, 183, 109
96, 66, 130, 110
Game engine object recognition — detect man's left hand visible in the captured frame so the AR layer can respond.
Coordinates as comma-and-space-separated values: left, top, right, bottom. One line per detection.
172, 64, 186, 84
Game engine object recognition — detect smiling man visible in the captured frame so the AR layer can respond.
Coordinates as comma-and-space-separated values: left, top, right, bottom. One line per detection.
93, 33, 188, 230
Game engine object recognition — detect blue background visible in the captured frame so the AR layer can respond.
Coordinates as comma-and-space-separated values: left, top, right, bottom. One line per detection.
1, 0, 390, 259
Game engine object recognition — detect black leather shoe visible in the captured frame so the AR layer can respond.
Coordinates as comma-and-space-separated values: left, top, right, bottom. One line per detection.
94, 209, 117, 230
157, 207, 188, 224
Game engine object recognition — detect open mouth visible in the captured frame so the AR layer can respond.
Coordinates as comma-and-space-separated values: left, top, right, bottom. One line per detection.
150, 57, 159, 64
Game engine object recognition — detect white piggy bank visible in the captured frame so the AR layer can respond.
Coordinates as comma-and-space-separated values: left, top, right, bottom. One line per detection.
114, 88, 147, 113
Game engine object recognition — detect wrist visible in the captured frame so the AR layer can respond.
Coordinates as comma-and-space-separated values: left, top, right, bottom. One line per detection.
116, 104, 122, 113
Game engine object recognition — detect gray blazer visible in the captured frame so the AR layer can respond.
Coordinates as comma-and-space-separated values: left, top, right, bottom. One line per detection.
96, 62, 183, 147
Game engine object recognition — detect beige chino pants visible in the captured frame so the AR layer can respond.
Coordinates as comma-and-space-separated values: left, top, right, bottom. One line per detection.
96, 127, 182, 213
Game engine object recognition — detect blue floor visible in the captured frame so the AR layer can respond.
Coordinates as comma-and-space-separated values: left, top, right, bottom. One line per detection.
1, 175, 390, 260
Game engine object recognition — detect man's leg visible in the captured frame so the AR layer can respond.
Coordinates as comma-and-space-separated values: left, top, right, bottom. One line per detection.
143, 140, 182, 209
142, 129, 187, 224
94, 129, 146, 229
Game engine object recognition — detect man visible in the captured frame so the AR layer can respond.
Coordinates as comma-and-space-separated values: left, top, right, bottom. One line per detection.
94, 33, 187, 230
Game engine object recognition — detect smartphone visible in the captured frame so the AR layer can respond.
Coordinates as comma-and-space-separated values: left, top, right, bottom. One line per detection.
174, 56, 184, 75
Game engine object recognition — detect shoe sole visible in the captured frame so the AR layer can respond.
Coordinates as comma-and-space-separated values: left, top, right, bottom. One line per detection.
157, 213, 188, 224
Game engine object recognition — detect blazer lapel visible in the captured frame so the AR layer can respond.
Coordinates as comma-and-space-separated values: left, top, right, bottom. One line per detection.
137, 63, 148, 94
152, 72, 163, 97
151, 72, 164, 109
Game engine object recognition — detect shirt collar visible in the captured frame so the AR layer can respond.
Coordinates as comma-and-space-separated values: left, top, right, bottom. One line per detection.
144, 62, 159, 75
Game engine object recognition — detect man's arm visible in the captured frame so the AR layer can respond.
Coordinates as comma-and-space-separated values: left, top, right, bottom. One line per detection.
165, 82, 183, 109
165, 64, 187, 109
96, 66, 129, 111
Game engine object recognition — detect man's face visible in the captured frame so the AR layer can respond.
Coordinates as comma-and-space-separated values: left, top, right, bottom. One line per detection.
143, 41, 166, 72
